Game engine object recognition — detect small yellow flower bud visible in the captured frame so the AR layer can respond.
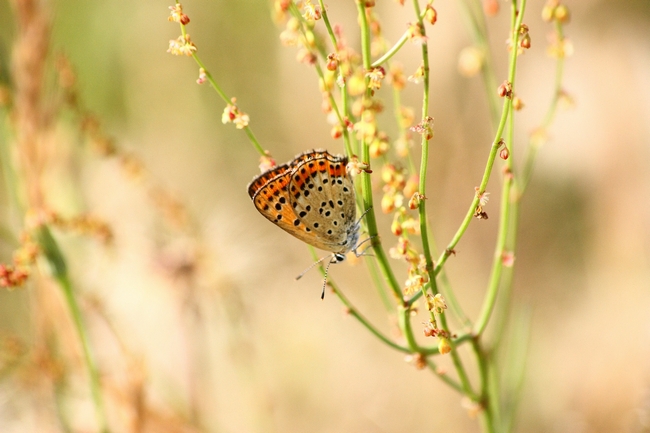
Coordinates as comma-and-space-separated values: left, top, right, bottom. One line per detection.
403, 175, 419, 200
438, 337, 452, 354
424, 5, 437, 25
391, 217, 402, 236
542, 4, 555, 22
330, 124, 343, 140
408, 192, 422, 210
381, 193, 395, 214
554, 4, 570, 23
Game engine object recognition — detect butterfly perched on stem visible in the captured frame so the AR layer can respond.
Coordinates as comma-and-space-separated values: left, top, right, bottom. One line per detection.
248, 149, 368, 298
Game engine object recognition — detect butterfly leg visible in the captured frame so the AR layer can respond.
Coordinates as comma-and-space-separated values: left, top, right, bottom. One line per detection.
353, 235, 377, 257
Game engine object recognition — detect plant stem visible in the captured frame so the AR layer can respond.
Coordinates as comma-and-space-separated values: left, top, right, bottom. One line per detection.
355, 0, 404, 302
370, 7, 429, 68
472, 337, 497, 433
473, 0, 527, 336
308, 248, 408, 352
38, 226, 109, 433
410, 0, 438, 300
177, 21, 266, 157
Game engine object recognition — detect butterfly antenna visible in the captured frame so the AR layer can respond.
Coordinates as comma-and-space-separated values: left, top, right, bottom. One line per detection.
320, 258, 335, 300
295, 254, 333, 281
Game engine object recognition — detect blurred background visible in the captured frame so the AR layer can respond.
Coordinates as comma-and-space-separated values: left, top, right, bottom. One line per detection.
0, 0, 649, 432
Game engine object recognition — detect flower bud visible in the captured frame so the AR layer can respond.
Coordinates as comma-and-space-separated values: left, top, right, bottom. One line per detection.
554, 4, 570, 23
391, 217, 402, 236
408, 192, 422, 210
381, 193, 395, 214
425, 5, 437, 25
541, 3, 555, 22
331, 124, 343, 139
403, 175, 419, 199
497, 80, 512, 98
438, 337, 452, 354
483, 0, 499, 16
326, 53, 339, 71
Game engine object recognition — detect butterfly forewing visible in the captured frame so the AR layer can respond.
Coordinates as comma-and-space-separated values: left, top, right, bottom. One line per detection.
247, 162, 317, 246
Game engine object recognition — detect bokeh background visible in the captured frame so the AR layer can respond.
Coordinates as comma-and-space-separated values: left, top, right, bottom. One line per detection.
1, 0, 649, 432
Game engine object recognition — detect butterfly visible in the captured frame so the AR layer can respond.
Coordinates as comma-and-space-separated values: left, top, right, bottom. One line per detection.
247, 149, 366, 297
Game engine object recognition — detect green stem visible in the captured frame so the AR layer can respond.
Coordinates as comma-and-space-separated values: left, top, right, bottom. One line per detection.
367, 257, 394, 312
38, 226, 109, 433
473, 0, 526, 336
519, 21, 566, 195
426, 359, 464, 393
501, 307, 532, 433
411, 0, 438, 300
309, 248, 408, 352
473, 161, 512, 335
336, 285, 409, 353
370, 7, 429, 68
398, 305, 420, 352
371, 33, 409, 68
458, 0, 500, 127
357, 1, 372, 71
472, 337, 497, 433
418, 331, 473, 355
317, 0, 355, 159
355, 0, 403, 302
317, 0, 338, 48
178, 22, 265, 157
406, 0, 527, 308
